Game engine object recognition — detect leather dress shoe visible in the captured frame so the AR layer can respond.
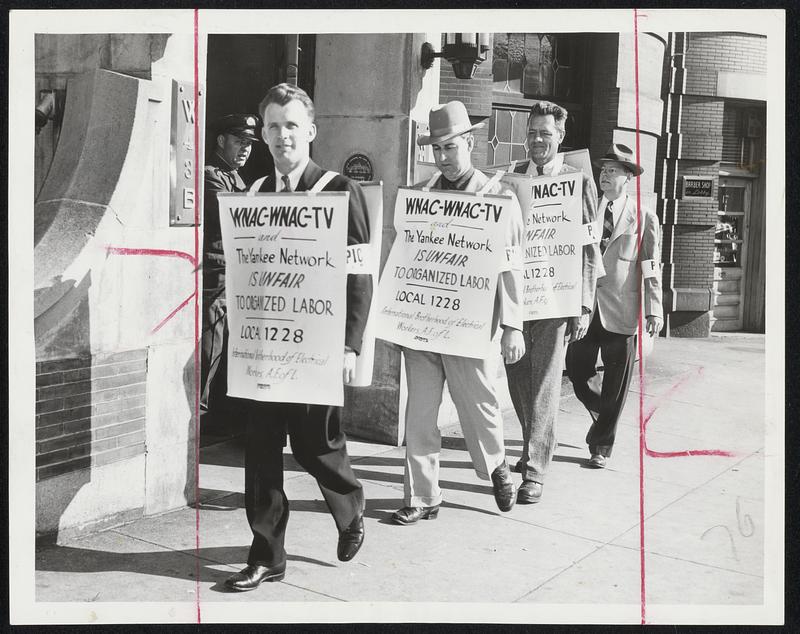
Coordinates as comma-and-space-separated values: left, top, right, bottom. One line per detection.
587, 454, 607, 469
491, 460, 516, 512
337, 514, 365, 562
517, 480, 543, 504
391, 505, 440, 525
224, 563, 286, 591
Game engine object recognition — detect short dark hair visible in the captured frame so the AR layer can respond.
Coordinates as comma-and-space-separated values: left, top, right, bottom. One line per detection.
258, 83, 315, 122
528, 100, 568, 133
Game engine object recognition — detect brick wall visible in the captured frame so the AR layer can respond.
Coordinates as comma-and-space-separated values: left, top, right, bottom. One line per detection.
685, 32, 767, 75
671, 225, 716, 288
438, 37, 493, 119
655, 31, 767, 336
684, 33, 767, 97
438, 36, 494, 168
36, 349, 147, 482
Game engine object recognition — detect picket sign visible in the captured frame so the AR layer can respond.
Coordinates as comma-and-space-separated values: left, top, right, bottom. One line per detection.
349, 181, 383, 387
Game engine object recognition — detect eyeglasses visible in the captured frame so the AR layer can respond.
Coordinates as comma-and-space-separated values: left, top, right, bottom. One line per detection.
599, 165, 626, 175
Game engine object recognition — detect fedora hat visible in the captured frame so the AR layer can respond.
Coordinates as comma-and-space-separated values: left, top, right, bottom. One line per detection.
594, 143, 644, 176
417, 101, 485, 146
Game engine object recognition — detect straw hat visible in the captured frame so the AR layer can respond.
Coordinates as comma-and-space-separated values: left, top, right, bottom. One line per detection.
593, 143, 644, 176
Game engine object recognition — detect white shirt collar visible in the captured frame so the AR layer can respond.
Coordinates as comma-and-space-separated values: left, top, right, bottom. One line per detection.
599, 193, 627, 227
275, 157, 310, 192
526, 152, 564, 177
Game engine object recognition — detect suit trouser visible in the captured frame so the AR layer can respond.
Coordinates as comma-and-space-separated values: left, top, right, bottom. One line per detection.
504, 318, 568, 484
402, 349, 507, 507
244, 402, 363, 567
200, 286, 227, 412
564, 312, 636, 457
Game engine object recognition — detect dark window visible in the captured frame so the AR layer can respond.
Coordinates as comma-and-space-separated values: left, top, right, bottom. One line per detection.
492, 33, 586, 101
488, 33, 591, 165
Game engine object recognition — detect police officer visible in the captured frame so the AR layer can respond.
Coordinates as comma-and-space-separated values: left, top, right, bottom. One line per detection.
201, 114, 260, 419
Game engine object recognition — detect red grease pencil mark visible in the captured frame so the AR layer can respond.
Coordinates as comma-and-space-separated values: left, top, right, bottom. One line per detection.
104, 246, 198, 334
105, 246, 197, 266
641, 366, 737, 458
633, 8, 646, 625
193, 7, 202, 624
151, 292, 196, 335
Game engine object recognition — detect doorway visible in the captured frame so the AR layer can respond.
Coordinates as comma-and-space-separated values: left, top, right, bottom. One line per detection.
204, 34, 316, 185
201, 34, 315, 442
712, 177, 752, 331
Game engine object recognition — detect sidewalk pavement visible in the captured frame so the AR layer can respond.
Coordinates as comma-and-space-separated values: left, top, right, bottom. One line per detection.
35, 334, 768, 611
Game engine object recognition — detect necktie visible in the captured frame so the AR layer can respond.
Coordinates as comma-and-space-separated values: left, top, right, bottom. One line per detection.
600, 200, 614, 254
536, 165, 544, 176
281, 174, 292, 192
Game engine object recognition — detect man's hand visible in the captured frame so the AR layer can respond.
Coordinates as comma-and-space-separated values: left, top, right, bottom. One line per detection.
501, 327, 525, 365
566, 313, 590, 343
343, 349, 357, 385
645, 315, 663, 337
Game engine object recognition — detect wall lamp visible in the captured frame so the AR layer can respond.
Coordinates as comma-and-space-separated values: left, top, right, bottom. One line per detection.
421, 33, 490, 80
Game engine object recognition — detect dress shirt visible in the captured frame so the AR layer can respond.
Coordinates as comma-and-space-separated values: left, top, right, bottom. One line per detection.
598, 194, 627, 230
274, 157, 311, 192
525, 152, 564, 177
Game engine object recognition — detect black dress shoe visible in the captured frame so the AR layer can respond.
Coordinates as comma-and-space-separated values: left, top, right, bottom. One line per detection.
391, 505, 440, 525
224, 563, 286, 591
491, 460, 516, 512
337, 514, 365, 562
587, 454, 607, 469
517, 480, 543, 504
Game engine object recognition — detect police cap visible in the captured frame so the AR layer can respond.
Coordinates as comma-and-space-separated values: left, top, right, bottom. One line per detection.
213, 114, 261, 141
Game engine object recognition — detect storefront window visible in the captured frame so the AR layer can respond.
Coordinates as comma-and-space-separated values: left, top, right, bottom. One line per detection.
715, 185, 746, 267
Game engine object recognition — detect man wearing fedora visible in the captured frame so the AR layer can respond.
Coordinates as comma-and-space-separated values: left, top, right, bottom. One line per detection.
504, 100, 603, 503
201, 113, 260, 419
391, 101, 524, 526
565, 143, 663, 468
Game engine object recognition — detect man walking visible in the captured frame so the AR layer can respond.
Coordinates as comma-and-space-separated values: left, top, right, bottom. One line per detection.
505, 101, 603, 503
391, 101, 524, 526
224, 84, 372, 591
565, 143, 663, 468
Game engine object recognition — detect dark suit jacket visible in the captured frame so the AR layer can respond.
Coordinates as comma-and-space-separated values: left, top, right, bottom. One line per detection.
252, 160, 373, 355
203, 152, 247, 291
513, 160, 602, 311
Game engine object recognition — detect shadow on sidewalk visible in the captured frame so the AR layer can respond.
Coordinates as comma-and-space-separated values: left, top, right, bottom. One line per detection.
504, 447, 588, 466
193, 491, 502, 523
348, 455, 476, 470
35, 544, 335, 590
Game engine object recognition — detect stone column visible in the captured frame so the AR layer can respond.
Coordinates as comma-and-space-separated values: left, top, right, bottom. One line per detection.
312, 33, 437, 445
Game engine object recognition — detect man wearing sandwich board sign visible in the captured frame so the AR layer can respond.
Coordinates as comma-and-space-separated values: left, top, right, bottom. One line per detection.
218, 84, 372, 592
501, 100, 603, 504
377, 101, 525, 524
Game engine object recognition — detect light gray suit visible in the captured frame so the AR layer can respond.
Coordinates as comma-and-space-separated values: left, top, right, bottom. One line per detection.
402, 169, 523, 507
566, 193, 663, 457
594, 194, 663, 334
